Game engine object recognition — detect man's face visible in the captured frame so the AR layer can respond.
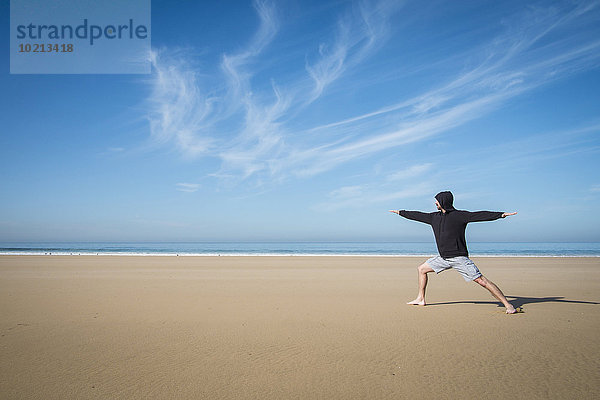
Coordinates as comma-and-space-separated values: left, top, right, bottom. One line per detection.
435, 199, 442, 210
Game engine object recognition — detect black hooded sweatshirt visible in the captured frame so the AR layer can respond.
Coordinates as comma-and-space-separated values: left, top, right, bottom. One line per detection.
398, 191, 504, 258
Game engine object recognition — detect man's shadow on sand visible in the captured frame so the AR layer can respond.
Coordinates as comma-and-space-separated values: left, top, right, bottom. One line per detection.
428, 296, 599, 309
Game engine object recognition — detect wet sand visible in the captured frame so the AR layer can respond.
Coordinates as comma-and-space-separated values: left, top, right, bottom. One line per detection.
1, 255, 598, 399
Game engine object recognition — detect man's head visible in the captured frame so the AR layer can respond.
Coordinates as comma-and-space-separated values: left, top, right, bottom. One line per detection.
435, 191, 455, 212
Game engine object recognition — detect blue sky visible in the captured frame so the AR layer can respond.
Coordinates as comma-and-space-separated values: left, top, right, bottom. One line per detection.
1, 0, 600, 242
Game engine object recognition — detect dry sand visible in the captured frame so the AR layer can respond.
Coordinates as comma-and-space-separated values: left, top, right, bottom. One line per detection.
0, 255, 598, 399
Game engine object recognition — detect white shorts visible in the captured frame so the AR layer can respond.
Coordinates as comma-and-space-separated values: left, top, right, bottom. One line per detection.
425, 256, 482, 282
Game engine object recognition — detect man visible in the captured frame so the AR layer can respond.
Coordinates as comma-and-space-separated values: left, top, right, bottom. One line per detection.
389, 191, 518, 314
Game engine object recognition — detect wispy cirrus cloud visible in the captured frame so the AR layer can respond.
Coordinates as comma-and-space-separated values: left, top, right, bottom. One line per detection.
143, 0, 600, 189
305, 0, 399, 101
404, 122, 600, 191
146, 49, 216, 158
147, 0, 280, 161
176, 183, 200, 192
313, 160, 435, 212
145, 0, 401, 182
387, 163, 434, 181
314, 180, 434, 212
281, 3, 600, 177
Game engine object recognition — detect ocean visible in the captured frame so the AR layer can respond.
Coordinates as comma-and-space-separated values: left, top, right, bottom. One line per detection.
0, 242, 599, 257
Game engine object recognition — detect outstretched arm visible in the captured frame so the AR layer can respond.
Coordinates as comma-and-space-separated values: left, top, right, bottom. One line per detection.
390, 210, 433, 225
467, 211, 517, 222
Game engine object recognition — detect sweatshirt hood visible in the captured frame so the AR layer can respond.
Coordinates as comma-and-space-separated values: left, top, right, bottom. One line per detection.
435, 191, 456, 212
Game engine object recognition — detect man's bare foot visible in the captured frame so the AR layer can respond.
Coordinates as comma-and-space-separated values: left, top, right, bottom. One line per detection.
505, 305, 517, 314
407, 298, 426, 306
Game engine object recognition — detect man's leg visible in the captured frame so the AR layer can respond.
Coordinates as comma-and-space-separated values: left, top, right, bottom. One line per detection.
473, 275, 516, 314
407, 262, 434, 306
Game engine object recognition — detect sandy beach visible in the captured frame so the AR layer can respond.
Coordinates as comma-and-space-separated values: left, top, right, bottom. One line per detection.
0, 255, 598, 399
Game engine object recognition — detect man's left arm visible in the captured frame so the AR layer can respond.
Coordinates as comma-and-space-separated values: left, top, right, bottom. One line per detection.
467, 211, 517, 222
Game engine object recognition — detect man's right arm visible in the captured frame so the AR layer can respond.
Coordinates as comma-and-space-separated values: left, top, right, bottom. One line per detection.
390, 210, 433, 225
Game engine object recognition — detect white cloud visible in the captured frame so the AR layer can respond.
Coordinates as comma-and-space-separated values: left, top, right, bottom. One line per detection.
314, 181, 434, 212
305, 0, 398, 101
387, 163, 433, 181
280, 3, 600, 178
143, 1, 600, 188
328, 185, 365, 200
146, 49, 216, 158
176, 183, 200, 192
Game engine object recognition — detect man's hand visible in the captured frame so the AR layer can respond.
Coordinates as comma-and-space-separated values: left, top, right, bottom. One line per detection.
389, 210, 400, 215
501, 212, 517, 218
